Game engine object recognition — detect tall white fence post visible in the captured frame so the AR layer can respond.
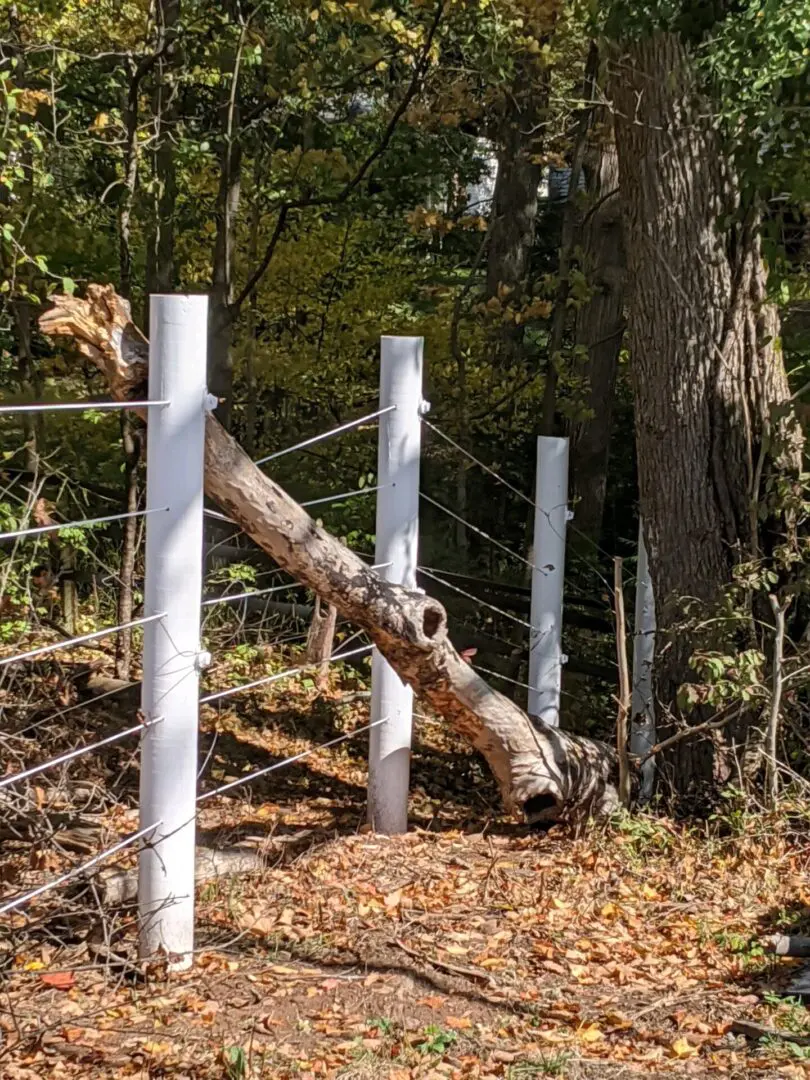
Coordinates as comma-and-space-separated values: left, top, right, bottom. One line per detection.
139, 295, 208, 969
368, 336, 424, 835
528, 436, 570, 727
631, 518, 656, 801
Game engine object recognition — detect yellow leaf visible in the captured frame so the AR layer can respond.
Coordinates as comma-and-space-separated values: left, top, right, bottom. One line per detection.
383, 889, 402, 909
551, 897, 569, 910
444, 1015, 472, 1030
600, 901, 618, 918
444, 945, 468, 956
578, 1025, 604, 1043
309, 8, 319, 19
24, 960, 45, 971
670, 1037, 699, 1058
141, 1041, 171, 1055
91, 113, 110, 131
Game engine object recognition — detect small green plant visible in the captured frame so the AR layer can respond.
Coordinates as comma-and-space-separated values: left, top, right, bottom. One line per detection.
611, 809, 675, 860
366, 1016, 394, 1036
222, 1045, 248, 1080
508, 1051, 572, 1077
712, 928, 766, 966
417, 1025, 458, 1055
762, 993, 810, 1035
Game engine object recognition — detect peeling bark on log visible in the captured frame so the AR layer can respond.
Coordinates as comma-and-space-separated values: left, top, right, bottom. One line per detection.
97, 846, 264, 906
763, 934, 810, 958
39, 285, 619, 823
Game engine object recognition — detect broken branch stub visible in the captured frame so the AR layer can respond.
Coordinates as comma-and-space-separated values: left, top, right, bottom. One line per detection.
39, 285, 619, 823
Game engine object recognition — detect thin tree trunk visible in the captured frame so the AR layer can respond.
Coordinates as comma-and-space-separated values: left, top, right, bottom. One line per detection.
144, 0, 179, 323
613, 557, 631, 807
41, 286, 620, 826
119, 59, 141, 302
208, 30, 246, 430
539, 42, 598, 436
765, 594, 788, 805
13, 301, 40, 473
306, 596, 338, 690
115, 416, 141, 680
611, 32, 801, 797
484, 72, 548, 371
59, 546, 78, 635
568, 113, 625, 547
243, 161, 260, 456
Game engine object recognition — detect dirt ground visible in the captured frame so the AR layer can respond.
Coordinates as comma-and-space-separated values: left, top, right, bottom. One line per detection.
2, 661, 810, 1079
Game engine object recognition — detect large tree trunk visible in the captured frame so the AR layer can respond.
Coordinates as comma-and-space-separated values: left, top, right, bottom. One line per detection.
39, 285, 619, 826
484, 74, 547, 371
611, 33, 801, 796
568, 115, 625, 548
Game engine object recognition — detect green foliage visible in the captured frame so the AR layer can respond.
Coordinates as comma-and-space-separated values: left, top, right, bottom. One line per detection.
508, 1052, 573, 1078
417, 1025, 458, 1055
221, 1045, 248, 1080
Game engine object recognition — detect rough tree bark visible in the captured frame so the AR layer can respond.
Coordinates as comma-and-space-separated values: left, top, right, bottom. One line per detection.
568, 112, 625, 547
40, 285, 619, 825
306, 596, 338, 690
611, 33, 801, 795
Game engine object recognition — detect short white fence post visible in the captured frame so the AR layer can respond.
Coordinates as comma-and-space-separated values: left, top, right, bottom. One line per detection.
139, 295, 208, 969
528, 436, 570, 727
631, 518, 656, 801
368, 336, 424, 835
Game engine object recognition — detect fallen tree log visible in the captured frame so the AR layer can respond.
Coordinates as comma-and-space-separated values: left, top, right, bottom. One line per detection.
39, 285, 618, 824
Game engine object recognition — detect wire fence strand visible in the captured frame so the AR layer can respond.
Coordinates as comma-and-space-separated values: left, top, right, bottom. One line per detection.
0, 613, 165, 668
254, 406, 396, 466
422, 416, 616, 570
0, 822, 162, 917
301, 484, 390, 509
200, 643, 372, 704
0, 506, 168, 543
198, 717, 387, 801
420, 492, 547, 576
0, 400, 169, 415
0, 717, 163, 790
417, 566, 532, 630
5, 681, 141, 739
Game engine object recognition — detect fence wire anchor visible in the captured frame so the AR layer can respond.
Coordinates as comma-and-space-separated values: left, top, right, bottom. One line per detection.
204, 393, 219, 412
195, 650, 212, 671
565, 508, 575, 522
418, 398, 431, 416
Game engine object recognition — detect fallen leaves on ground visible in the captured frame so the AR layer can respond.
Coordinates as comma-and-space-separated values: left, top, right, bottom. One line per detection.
2, 669, 810, 1077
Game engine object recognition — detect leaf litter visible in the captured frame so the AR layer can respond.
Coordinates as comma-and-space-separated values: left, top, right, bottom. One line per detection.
2, 664, 810, 1078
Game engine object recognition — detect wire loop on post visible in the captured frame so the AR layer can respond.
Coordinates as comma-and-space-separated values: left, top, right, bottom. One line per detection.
0, 613, 165, 668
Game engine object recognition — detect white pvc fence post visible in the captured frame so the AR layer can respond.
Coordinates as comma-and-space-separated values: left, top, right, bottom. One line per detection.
528, 436, 570, 727
631, 518, 656, 801
139, 295, 209, 969
368, 336, 425, 835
